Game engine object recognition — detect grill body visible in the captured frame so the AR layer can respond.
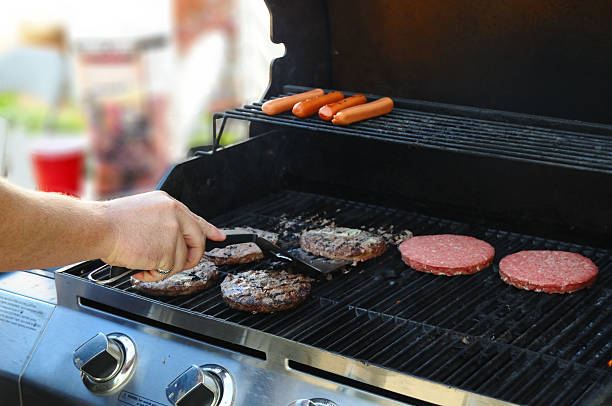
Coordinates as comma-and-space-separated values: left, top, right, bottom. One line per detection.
48, 128, 612, 405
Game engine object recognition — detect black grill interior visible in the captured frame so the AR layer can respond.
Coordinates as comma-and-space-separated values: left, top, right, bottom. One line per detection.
88, 190, 612, 405
264, 1, 612, 125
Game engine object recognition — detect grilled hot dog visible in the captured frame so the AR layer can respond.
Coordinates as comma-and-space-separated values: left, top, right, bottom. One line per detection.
332, 97, 394, 125
262, 88, 324, 115
318, 94, 367, 121
292, 91, 344, 118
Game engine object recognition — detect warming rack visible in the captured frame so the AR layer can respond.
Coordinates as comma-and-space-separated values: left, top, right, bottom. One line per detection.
212, 85, 612, 174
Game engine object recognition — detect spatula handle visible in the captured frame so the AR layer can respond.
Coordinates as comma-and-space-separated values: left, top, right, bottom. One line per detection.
205, 230, 257, 250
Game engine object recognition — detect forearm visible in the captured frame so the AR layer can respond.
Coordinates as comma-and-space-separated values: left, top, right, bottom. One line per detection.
0, 178, 111, 271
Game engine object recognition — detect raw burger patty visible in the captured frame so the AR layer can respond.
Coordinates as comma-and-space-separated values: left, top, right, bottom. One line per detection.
130, 258, 219, 296
299, 227, 386, 263
220, 270, 312, 313
398, 234, 495, 275
499, 250, 598, 293
205, 227, 279, 265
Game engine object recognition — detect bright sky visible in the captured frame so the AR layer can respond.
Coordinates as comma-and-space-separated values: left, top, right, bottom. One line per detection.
0, 0, 284, 167
0, 0, 171, 47
0, 0, 283, 104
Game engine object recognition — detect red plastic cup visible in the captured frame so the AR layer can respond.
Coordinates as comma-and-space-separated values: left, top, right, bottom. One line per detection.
30, 138, 86, 197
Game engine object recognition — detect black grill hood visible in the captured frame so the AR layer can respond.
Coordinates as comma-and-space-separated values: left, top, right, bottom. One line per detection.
264, 0, 612, 126
211, 0, 612, 248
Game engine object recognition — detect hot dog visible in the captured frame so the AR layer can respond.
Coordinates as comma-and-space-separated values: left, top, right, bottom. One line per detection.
331, 97, 394, 125
318, 94, 367, 121
292, 91, 344, 118
262, 88, 324, 115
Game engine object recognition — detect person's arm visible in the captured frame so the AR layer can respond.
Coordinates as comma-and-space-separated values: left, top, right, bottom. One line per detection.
0, 178, 225, 281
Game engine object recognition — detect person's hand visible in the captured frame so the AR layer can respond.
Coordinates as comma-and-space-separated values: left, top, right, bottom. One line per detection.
98, 190, 225, 282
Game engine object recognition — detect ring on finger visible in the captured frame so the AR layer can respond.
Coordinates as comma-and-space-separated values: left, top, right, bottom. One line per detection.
156, 268, 172, 275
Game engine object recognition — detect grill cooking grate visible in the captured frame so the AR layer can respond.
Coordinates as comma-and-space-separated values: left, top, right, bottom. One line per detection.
91, 190, 611, 405
213, 85, 612, 174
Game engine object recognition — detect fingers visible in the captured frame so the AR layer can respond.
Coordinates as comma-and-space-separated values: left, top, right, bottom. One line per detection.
177, 211, 206, 269
177, 206, 224, 255
173, 233, 188, 273
132, 234, 179, 282
131, 270, 167, 282
194, 215, 225, 241
174, 200, 225, 242
121, 193, 223, 282
132, 235, 189, 282
184, 242, 204, 270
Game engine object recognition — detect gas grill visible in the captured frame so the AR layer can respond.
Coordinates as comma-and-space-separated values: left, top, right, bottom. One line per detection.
2, 1, 612, 405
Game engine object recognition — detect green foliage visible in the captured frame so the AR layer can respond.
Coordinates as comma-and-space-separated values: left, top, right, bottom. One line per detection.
0, 92, 85, 135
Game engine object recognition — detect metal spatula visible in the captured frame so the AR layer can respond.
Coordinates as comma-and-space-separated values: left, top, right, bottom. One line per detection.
88, 229, 350, 284
206, 229, 352, 277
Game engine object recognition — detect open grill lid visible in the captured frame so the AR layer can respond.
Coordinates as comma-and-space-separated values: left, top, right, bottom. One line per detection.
236, 0, 612, 248
264, 0, 612, 125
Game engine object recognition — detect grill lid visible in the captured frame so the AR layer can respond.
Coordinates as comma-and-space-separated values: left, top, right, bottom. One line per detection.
265, 0, 612, 125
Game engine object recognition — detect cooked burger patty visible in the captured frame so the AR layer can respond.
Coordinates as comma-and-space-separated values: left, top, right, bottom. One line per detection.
220, 270, 313, 313
299, 227, 386, 263
205, 227, 279, 265
130, 258, 219, 296
398, 234, 495, 276
499, 250, 598, 293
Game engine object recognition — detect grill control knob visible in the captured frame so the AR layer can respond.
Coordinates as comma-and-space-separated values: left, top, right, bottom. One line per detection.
73, 332, 137, 394
166, 364, 234, 406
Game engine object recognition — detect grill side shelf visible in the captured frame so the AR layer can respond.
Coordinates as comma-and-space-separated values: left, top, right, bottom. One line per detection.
212, 85, 612, 174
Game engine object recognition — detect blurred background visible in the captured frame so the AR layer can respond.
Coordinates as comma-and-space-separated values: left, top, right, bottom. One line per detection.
0, 0, 284, 199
